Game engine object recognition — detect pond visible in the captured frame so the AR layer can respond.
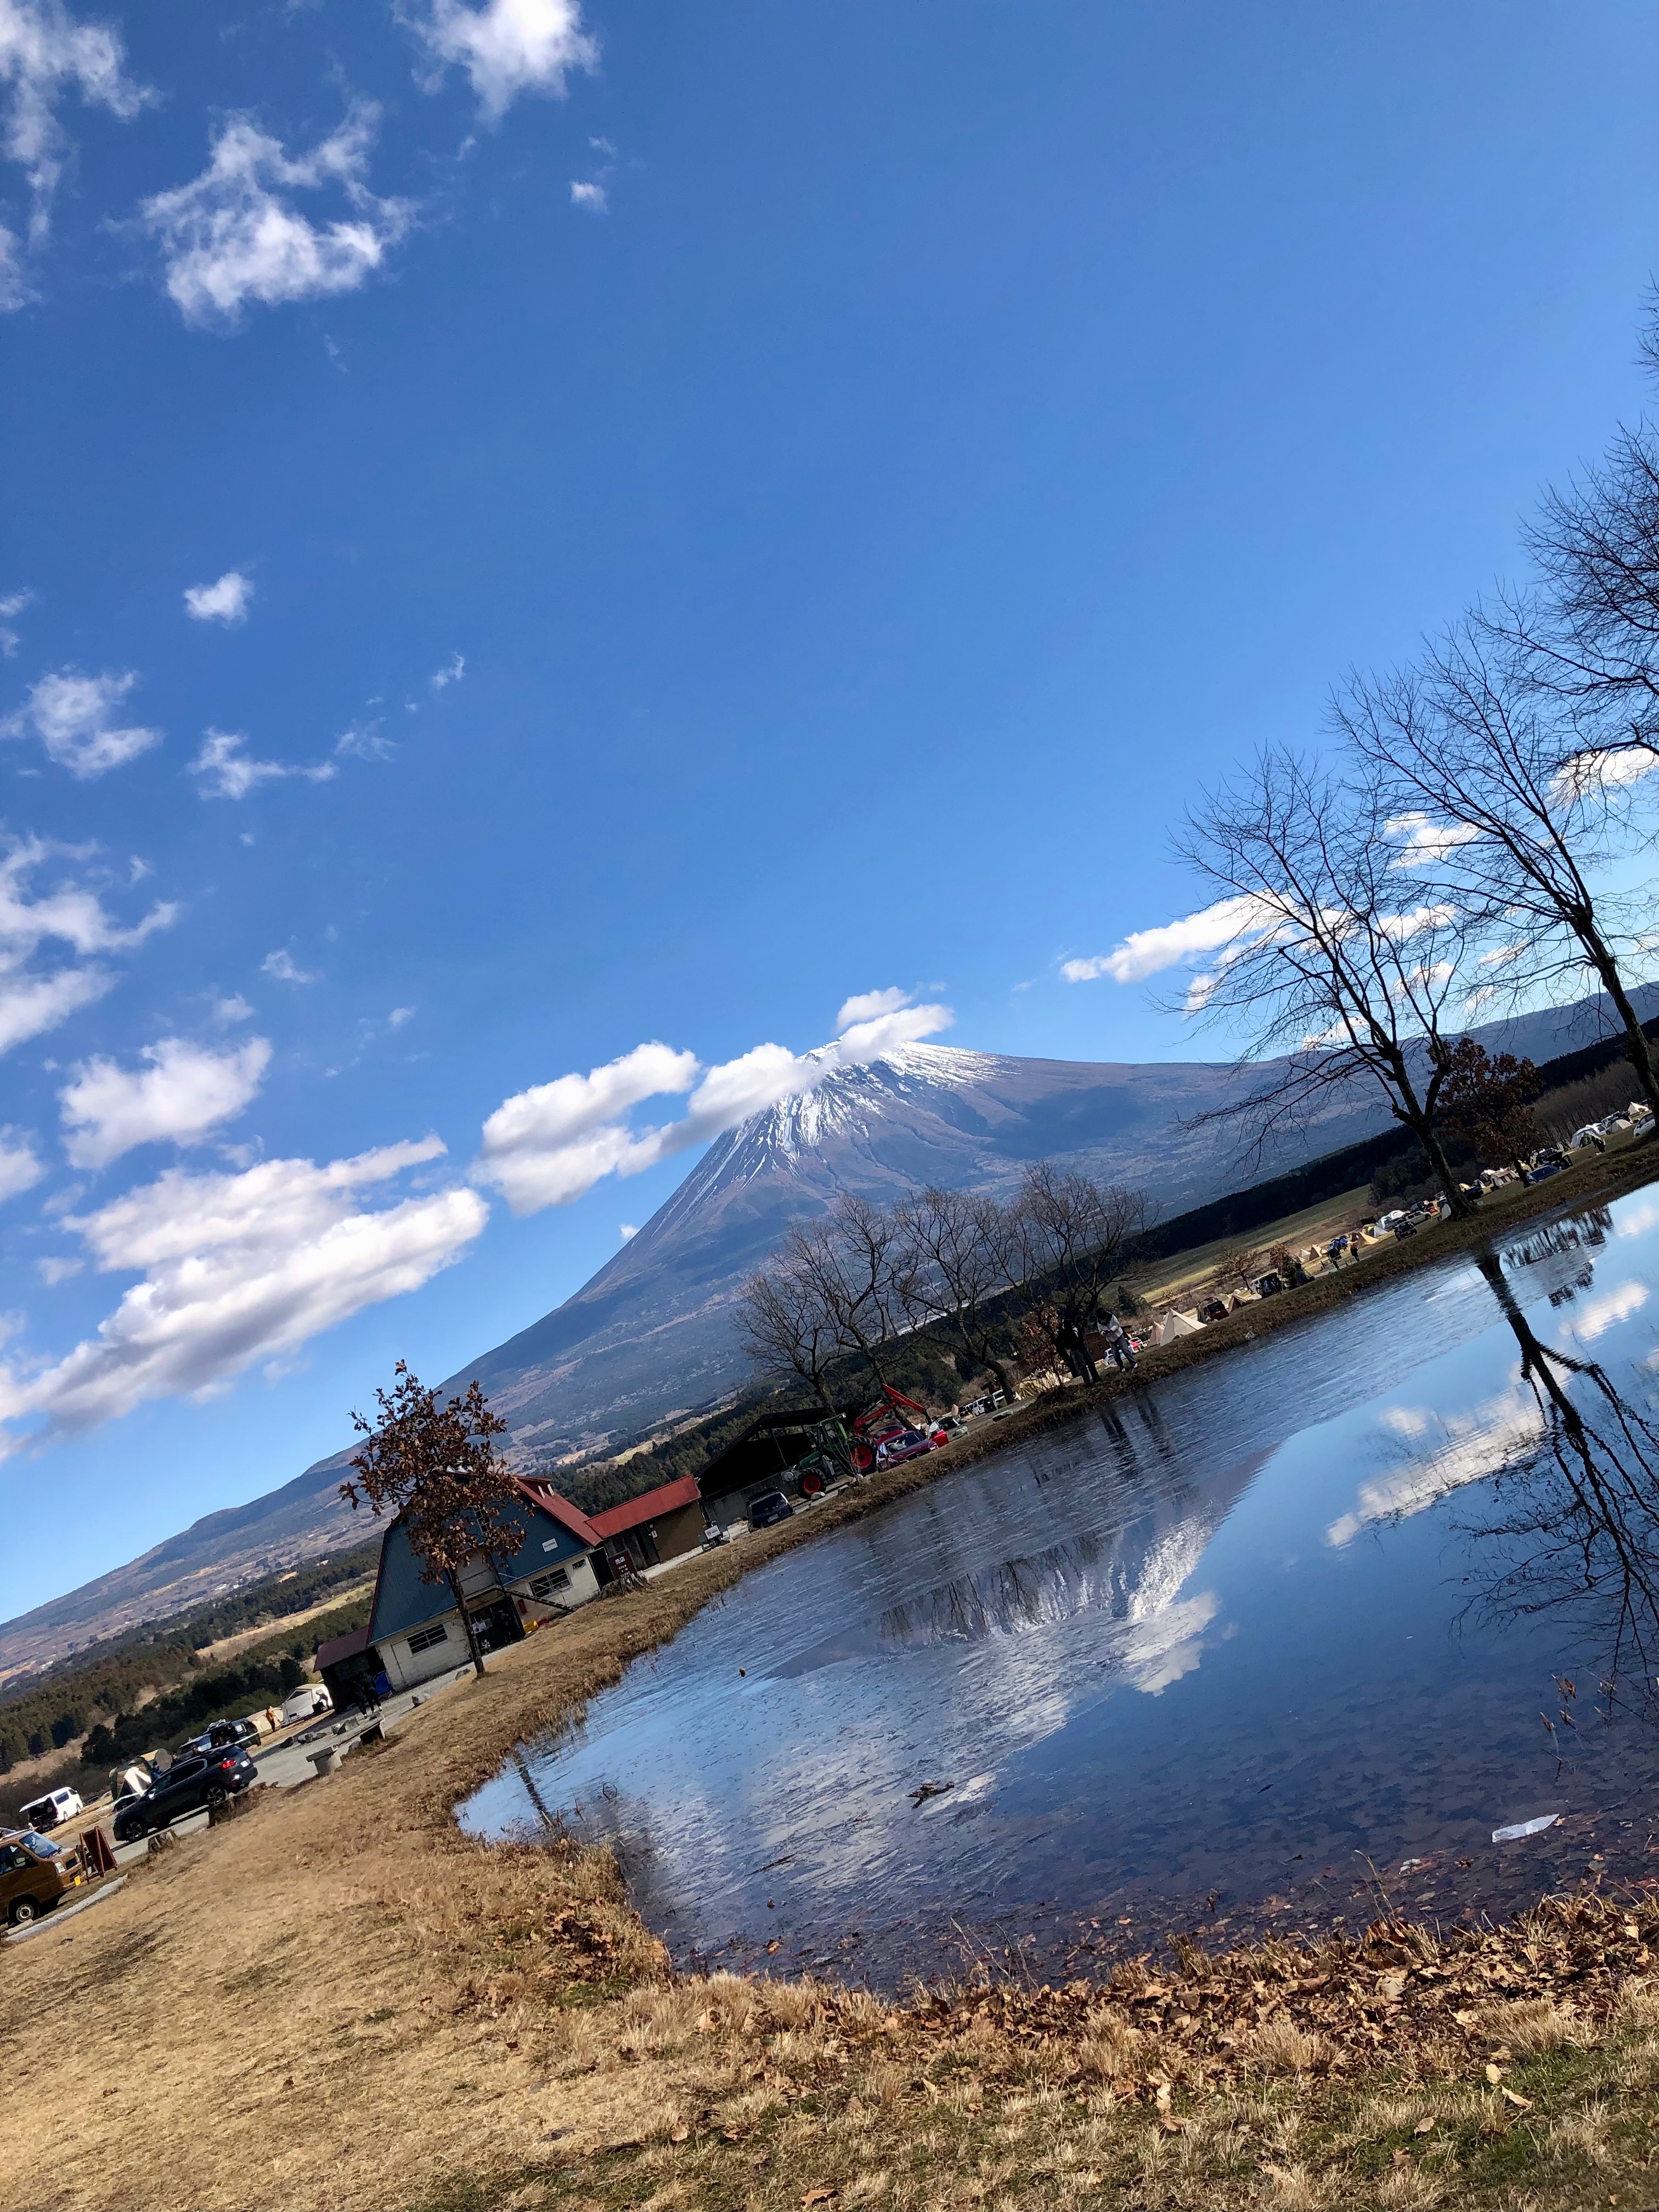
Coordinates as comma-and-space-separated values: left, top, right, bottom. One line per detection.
460, 1188, 1659, 1990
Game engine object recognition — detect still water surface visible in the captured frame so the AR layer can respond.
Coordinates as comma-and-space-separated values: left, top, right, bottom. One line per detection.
461, 1190, 1659, 1987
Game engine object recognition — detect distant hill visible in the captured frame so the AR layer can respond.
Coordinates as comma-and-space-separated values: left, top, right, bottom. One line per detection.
4, 989, 1649, 1678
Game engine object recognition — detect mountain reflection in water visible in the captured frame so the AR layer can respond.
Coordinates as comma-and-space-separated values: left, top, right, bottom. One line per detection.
460, 1188, 1659, 1989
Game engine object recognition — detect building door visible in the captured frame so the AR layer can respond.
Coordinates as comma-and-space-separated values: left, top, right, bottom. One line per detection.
467, 1596, 524, 1653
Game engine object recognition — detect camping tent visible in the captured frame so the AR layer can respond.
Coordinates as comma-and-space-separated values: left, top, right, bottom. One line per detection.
1155, 1308, 1204, 1347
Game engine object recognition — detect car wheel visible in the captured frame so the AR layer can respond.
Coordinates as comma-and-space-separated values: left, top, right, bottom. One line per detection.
8, 1896, 39, 1926
204, 1785, 227, 1810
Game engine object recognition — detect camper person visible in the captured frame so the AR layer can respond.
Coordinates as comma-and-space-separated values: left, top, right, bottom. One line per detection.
1102, 1313, 1136, 1373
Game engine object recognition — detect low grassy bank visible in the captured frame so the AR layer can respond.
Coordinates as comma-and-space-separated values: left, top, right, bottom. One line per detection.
4, 1151, 1659, 2212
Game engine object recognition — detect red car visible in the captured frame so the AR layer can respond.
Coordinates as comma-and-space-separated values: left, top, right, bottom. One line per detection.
874, 1429, 935, 1468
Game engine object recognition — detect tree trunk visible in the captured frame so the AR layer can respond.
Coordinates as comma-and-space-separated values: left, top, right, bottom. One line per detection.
1398, 1101, 1474, 1218
979, 1350, 1015, 1400
448, 1569, 488, 1679
1594, 953, 1659, 1120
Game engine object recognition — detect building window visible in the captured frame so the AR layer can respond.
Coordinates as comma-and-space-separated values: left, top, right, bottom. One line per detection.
527, 1567, 571, 1601
407, 1622, 450, 1655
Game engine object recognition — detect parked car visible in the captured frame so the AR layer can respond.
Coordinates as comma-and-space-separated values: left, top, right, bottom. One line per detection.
746, 1490, 794, 1530
0, 1829, 78, 1927
112, 1748, 257, 1841
280, 1685, 332, 1727
185, 1717, 261, 1756
18, 1787, 83, 1831
874, 1429, 934, 1468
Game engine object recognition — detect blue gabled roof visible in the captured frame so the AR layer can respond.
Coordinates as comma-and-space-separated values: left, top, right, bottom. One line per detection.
368, 1486, 597, 1643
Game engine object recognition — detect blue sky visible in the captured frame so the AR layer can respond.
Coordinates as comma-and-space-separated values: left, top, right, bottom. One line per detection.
0, 0, 1655, 1620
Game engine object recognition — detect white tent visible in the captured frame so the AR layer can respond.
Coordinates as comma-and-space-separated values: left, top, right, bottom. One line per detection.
1155, 1308, 1204, 1346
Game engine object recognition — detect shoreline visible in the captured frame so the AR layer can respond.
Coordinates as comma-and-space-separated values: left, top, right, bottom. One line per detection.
4, 1144, 1659, 2209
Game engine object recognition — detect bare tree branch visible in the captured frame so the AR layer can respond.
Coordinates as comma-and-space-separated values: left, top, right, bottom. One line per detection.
1174, 747, 1480, 1214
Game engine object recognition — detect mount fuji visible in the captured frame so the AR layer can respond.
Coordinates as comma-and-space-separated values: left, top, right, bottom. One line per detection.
8, 994, 1643, 1672
459, 1040, 1380, 1460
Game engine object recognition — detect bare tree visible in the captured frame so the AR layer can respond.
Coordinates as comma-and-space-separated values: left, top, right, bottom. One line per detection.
805, 1195, 916, 1387
1498, 297, 1659, 765
339, 1364, 522, 1680
1011, 1163, 1147, 1379
749, 1198, 916, 1395
1336, 628, 1659, 1119
894, 1186, 1019, 1401
736, 1259, 840, 1413
1176, 748, 1480, 1216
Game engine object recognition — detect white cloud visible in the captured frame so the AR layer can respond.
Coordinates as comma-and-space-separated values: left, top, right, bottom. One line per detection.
189, 729, 336, 800
0, 836, 174, 1056
0, 1123, 42, 1200
3, 667, 160, 777
1327, 1384, 1545, 1548
1061, 895, 1269, 985
0, 0, 145, 268
0, 217, 22, 308
1562, 1279, 1648, 1345
0, 585, 32, 656
213, 992, 253, 1024
140, 106, 410, 331
36, 1254, 78, 1283
59, 1035, 272, 1169
261, 949, 315, 985
1550, 748, 1659, 805
569, 178, 605, 212
404, 0, 597, 119
0, 837, 174, 959
430, 652, 464, 691
0, 1137, 486, 1451
183, 569, 253, 625
476, 1040, 700, 1212
0, 961, 107, 1050
1385, 812, 1482, 869
335, 720, 393, 761
387, 1004, 415, 1028
836, 985, 912, 1027
1378, 903, 1456, 942
618, 1222, 636, 1241
473, 992, 955, 1215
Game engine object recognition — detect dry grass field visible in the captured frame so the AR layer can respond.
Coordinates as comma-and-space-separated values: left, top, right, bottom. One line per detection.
7, 1146, 1659, 2212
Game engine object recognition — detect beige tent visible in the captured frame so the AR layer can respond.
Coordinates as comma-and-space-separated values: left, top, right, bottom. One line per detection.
1155, 1308, 1204, 1347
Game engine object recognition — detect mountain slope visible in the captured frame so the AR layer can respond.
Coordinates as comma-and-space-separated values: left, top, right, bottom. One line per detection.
6, 992, 1649, 1676
460, 1040, 1384, 1458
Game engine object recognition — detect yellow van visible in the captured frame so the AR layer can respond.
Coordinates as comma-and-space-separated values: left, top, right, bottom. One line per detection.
0, 1827, 80, 1928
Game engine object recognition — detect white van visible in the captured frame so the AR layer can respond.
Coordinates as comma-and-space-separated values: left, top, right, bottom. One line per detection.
19, 1786, 83, 1831
280, 1684, 332, 1726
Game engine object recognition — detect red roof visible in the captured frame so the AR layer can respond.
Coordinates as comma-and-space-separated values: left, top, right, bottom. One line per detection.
315, 1624, 371, 1671
588, 1473, 702, 1539
511, 1476, 602, 1550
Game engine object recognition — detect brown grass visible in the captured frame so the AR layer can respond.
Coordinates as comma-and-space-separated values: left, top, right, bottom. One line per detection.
4, 1148, 1659, 2211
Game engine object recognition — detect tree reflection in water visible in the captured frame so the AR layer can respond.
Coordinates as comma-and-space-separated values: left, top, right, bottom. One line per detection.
1460, 1216, 1659, 1717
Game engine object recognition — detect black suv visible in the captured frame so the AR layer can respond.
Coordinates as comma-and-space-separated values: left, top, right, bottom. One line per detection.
112, 1749, 257, 1841
747, 1490, 794, 1529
